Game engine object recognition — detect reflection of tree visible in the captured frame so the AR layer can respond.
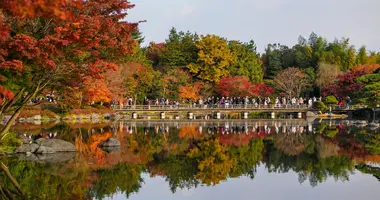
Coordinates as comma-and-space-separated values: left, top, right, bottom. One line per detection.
354, 129, 380, 154
3, 122, 379, 199
149, 155, 199, 193
356, 164, 380, 181
274, 132, 310, 156
264, 138, 355, 187
178, 126, 204, 139
187, 138, 236, 185
76, 131, 113, 165
0, 158, 90, 199
219, 134, 254, 147
89, 164, 144, 200
316, 136, 339, 159
229, 139, 264, 178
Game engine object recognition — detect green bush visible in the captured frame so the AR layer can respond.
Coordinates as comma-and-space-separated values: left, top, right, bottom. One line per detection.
0, 132, 22, 152
313, 101, 328, 111
324, 95, 338, 106
81, 105, 93, 109
325, 128, 339, 138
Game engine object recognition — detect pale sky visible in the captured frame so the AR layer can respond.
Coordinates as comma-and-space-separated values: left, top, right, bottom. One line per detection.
127, 0, 380, 53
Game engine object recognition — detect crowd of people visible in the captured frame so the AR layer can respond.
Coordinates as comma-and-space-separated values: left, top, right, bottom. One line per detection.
112, 96, 327, 109
30, 93, 56, 104
112, 95, 353, 109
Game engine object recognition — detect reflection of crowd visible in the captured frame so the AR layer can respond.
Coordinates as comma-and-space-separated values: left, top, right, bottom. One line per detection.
25, 132, 58, 143
117, 122, 315, 136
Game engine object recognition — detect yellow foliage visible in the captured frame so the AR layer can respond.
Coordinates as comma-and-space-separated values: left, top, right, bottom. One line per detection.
187, 34, 234, 83
187, 138, 237, 185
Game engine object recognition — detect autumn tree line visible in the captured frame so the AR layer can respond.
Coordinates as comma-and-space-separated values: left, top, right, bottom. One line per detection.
0, 0, 380, 137
129, 28, 379, 107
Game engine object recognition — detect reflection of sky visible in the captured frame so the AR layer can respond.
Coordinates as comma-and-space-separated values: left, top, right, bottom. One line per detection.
103, 165, 380, 200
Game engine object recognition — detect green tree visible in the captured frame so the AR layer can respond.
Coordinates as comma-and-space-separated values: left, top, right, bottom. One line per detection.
262, 44, 283, 79
324, 95, 338, 106
132, 28, 145, 45
293, 39, 313, 68
356, 46, 368, 65
229, 139, 264, 178
159, 28, 198, 70
357, 68, 380, 107
187, 34, 234, 83
228, 40, 263, 83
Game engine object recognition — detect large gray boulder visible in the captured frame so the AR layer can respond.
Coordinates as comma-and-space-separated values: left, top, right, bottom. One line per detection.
15, 143, 39, 153
19, 134, 32, 144
15, 152, 75, 163
100, 146, 121, 153
98, 138, 120, 147
36, 138, 76, 152
35, 146, 56, 154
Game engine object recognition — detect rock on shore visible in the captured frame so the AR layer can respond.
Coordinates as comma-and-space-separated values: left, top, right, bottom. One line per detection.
16, 139, 76, 154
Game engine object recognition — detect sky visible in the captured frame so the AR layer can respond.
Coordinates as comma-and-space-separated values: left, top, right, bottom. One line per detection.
127, 0, 380, 53
106, 165, 380, 200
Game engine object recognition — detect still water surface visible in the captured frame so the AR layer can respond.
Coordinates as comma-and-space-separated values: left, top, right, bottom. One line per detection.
2, 120, 380, 200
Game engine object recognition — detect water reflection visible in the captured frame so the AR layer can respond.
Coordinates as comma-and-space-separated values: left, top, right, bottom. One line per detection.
1, 120, 380, 199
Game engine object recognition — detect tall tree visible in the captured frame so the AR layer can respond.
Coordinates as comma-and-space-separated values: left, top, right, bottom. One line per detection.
274, 67, 310, 98
217, 76, 273, 97
315, 63, 341, 91
228, 40, 263, 83
132, 28, 145, 45
187, 34, 234, 83
357, 68, 380, 107
0, 0, 139, 136
158, 28, 198, 70
356, 46, 368, 65
262, 44, 283, 79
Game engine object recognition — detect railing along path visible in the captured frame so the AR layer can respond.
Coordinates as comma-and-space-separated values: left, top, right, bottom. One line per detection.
112, 104, 365, 111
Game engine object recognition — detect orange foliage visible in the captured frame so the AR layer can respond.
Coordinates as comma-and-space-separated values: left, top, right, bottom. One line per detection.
84, 79, 113, 104
353, 155, 380, 164
178, 126, 204, 139
219, 134, 254, 146
179, 82, 202, 102
0, 0, 81, 20
351, 64, 380, 74
75, 132, 112, 166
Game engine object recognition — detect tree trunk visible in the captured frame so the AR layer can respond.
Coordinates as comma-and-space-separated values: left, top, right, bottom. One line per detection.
0, 105, 24, 138
0, 162, 24, 197
0, 87, 39, 138
372, 108, 376, 123
0, 88, 25, 118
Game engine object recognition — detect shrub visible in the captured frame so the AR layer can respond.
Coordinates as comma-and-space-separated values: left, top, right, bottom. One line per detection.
313, 101, 328, 111
324, 95, 338, 106
19, 108, 41, 118
42, 110, 57, 118
325, 128, 339, 138
0, 132, 22, 152
19, 107, 57, 119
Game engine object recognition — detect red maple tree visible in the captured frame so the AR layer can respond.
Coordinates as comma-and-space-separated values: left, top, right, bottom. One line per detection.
322, 65, 380, 97
0, 0, 140, 136
217, 76, 273, 97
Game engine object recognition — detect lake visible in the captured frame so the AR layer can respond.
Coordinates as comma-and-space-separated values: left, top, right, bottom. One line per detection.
1, 119, 379, 200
